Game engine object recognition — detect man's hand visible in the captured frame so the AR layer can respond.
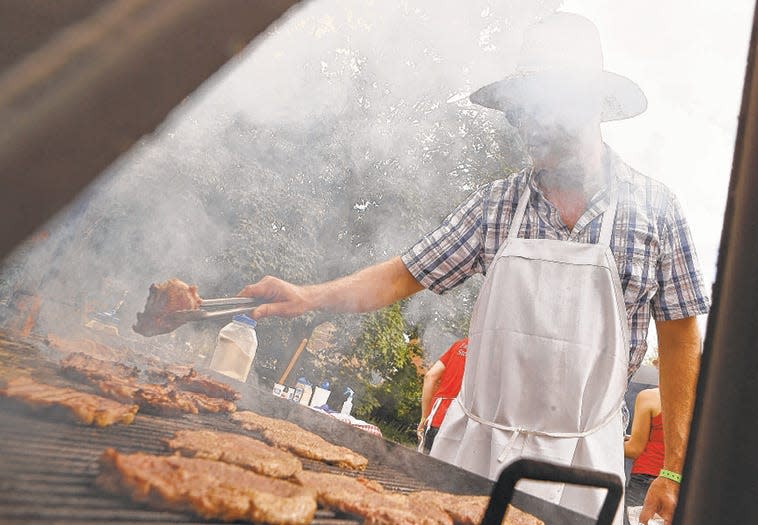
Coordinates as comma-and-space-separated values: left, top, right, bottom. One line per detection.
639, 477, 679, 524
416, 417, 428, 442
238, 276, 314, 320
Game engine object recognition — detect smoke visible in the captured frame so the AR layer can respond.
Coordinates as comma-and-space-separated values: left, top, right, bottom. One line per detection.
0, 0, 562, 363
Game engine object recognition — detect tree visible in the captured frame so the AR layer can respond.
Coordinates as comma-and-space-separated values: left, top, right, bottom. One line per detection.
300, 302, 425, 444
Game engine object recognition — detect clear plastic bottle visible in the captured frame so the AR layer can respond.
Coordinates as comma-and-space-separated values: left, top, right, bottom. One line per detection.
209, 314, 257, 382
340, 387, 354, 415
295, 377, 313, 406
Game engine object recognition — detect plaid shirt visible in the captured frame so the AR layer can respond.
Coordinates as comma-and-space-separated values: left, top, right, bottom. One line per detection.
402, 149, 711, 379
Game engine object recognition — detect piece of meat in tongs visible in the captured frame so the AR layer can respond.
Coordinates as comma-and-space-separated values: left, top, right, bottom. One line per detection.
133, 278, 257, 337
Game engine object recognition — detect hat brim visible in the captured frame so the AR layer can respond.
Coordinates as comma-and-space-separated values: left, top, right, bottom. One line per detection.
469, 70, 647, 122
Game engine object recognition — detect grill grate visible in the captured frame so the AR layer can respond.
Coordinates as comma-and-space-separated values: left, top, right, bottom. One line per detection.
0, 397, 432, 524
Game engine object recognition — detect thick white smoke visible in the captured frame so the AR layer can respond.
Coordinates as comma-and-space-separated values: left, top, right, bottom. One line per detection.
1, 0, 562, 362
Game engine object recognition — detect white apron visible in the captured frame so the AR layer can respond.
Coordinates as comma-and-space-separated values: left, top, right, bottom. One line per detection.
430, 176, 629, 524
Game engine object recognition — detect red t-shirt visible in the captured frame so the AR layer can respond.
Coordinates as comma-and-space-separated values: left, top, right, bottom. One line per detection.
631, 412, 665, 476
430, 338, 468, 428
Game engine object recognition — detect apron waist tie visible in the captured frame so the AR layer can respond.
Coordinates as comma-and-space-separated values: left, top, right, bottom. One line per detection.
418, 397, 455, 453
425, 397, 454, 431
456, 398, 623, 463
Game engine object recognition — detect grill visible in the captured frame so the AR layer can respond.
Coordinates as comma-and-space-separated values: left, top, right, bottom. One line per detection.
0, 332, 596, 525
0, 402, 429, 524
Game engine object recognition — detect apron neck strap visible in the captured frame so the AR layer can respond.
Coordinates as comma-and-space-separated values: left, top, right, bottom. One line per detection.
508, 169, 619, 247
508, 169, 534, 240
598, 176, 618, 247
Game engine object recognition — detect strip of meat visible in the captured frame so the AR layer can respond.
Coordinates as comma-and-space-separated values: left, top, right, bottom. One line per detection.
133, 279, 202, 337
294, 471, 451, 525
61, 353, 236, 416
0, 377, 138, 426
409, 492, 487, 525
92, 377, 236, 416
174, 368, 240, 400
410, 491, 544, 525
165, 429, 301, 478
231, 411, 368, 470
133, 383, 199, 416
145, 364, 240, 403
97, 448, 316, 525
93, 376, 140, 404
60, 351, 139, 383
61, 351, 240, 403
145, 362, 194, 382
181, 390, 236, 414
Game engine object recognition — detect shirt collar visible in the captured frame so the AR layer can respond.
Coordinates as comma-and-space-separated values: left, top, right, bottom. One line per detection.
524, 144, 619, 237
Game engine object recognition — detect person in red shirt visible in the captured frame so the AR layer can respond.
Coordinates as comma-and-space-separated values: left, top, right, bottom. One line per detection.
417, 338, 467, 454
624, 358, 664, 510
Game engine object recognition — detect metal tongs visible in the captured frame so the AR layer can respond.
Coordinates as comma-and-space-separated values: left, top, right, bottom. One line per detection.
163, 297, 260, 327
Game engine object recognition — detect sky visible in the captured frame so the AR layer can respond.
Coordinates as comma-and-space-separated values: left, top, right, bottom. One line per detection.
563, 0, 754, 304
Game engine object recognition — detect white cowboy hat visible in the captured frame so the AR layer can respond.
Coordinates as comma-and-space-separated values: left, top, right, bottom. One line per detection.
469, 12, 647, 122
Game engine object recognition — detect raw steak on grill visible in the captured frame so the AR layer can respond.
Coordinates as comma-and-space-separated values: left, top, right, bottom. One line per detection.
410, 491, 544, 525
173, 368, 240, 400
231, 410, 368, 470
60, 353, 236, 416
97, 448, 316, 525
0, 376, 138, 427
165, 429, 302, 478
294, 470, 451, 525
95, 377, 236, 416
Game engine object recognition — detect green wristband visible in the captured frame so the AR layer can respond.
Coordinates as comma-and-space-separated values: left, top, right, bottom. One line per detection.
659, 469, 682, 483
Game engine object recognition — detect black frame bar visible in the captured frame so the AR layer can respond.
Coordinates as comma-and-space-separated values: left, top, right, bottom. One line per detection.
675, 2, 758, 523
481, 459, 623, 525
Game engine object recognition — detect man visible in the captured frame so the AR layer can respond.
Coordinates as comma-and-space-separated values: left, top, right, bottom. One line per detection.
239, 12, 708, 525
417, 337, 468, 454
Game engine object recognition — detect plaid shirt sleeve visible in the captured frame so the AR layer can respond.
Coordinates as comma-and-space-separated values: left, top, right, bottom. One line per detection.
651, 192, 711, 320
401, 185, 489, 294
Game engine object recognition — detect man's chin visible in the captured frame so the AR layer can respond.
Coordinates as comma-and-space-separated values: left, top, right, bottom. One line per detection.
526, 140, 576, 167
526, 144, 552, 164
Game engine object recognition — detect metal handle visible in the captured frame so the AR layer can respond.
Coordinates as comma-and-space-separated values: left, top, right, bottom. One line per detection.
200, 297, 258, 308
481, 458, 623, 525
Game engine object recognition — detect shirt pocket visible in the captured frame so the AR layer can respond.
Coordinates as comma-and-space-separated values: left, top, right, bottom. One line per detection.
615, 226, 660, 307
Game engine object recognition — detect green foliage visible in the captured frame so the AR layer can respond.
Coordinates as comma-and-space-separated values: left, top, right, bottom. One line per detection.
356, 303, 410, 373
291, 303, 425, 445
350, 303, 424, 445
359, 353, 424, 441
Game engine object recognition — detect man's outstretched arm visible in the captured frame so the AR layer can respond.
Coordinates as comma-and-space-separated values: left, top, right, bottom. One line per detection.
238, 256, 424, 319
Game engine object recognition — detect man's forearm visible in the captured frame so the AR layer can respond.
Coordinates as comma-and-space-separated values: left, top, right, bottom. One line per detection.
421, 390, 433, 421
656, 317, 702, 472
241, 257, 424, 319
421, 376, 437, 421
305, 257, 424, 314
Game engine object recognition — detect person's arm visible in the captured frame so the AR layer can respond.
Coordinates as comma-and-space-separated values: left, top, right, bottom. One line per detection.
624, 389, 656, 459
417, 360, 446, 440
238, 257, 424, 319
640, 316, 701, 525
